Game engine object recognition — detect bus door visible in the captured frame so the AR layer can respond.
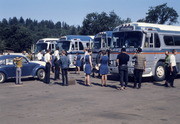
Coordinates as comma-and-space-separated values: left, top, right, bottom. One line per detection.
143, 32, 162, 77
48, 43, 56, 51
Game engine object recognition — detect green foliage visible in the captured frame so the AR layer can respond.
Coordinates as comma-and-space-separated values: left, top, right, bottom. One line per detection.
80, 11, 131, 35
0, 39, 5, 52
0, 17, 79, 52
137, 3, 179, 25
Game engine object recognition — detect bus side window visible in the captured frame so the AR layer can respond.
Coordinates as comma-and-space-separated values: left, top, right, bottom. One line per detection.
86, 43, 89, 48
79, 42, 84, 50
154, 33, 160, 48
49, 44, 51, 50
150, 33, 153, 48
144, 38, 149, 48
72, 44, 74, 50
52, 44, 55, 50
75, 42, 78, 50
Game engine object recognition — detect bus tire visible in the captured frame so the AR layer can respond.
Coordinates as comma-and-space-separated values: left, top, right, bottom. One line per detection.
153, 62, 165, 81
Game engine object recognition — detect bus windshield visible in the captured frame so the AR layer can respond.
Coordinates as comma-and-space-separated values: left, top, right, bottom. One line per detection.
93, 38, 101, 49
35, 43, 47, 53
56, 41, 70, 51
112, 31, 143, 48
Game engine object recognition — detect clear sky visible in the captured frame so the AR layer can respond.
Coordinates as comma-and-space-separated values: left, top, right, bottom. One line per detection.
0, 0, 180, 26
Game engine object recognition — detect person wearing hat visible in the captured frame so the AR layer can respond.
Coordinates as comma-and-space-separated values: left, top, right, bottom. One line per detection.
116, 48, 130, 90
132, 47, 146, 89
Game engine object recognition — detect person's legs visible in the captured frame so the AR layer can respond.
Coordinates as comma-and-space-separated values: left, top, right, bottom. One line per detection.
65, 69, 68, 86
19, 68, 22, 84
101, 75, 103, 86
78, 66, 80, 74
124, 66, 128, 87
137, 69, 143, 88
164, 65, 170, 87
169, 66, 177, 87
87, 75, 91, 85
61, 69, 65, 85
119, 66, 124, 87
133, 69, 138, 88
104, 75, 107, 86
47, 63, 51, 84
16, 68, 18, 84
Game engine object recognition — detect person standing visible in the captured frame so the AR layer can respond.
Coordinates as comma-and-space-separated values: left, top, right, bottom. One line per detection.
132, 48, 146, 89
44, 49, 51, 84
84, 49, 93, 86
54, 47, 60, 60
13, 57, 23, 85
54, 57, 60, 80
37, 51, 43, 61
95, 50, 102, 78
99, 50, 109, 87
50, 51, 55, 73
59, 50, 70, 86
164, 51, 170, 87
116, 48, 130, 90
74, 52, 82, 74
169, 49, 178, 87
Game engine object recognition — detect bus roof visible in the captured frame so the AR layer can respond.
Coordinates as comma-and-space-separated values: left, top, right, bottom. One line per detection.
60, 35, 93, 41
37, 38, 59, 43
39, 38, 59, 40
95, 31, 113, 38
114, 22, 180, 33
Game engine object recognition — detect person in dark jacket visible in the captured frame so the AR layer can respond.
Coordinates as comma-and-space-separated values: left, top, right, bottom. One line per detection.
59, 50, 70, 86
116, 48, 130, 90
54, 57, 60, 80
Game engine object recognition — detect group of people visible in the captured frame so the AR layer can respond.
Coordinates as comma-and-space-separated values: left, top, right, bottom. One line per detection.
36, 48, 110, 87
164, 49, 178, 88
43, 48, 70, 86
13, 47, 178, 89
116, 48, 178, 90
35, 47, 179, 89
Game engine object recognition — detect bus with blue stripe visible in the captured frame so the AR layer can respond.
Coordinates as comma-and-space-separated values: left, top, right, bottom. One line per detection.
109, 22, 180, 81
92, 31, 113, 68
56, 35, 94, 68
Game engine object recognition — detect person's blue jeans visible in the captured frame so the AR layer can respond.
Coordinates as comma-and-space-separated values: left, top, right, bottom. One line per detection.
16, 67, 22, 84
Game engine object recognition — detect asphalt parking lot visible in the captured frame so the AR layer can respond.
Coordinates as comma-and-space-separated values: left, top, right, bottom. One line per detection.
0, 71, 180, 124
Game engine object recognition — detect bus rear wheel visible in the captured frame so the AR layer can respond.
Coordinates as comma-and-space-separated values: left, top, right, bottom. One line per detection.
153, 62, 165, 81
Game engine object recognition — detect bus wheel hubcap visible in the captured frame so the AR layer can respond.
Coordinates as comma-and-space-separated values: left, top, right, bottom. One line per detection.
156, 66, 164, 78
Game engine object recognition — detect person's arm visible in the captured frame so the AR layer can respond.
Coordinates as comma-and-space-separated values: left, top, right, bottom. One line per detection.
169, 55, 173, 72
116, 55, 119, 66
89, 56, 92, 67
143, 61, 146, 71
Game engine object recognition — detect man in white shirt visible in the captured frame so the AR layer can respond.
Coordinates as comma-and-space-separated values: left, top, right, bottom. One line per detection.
169, 49, 178, 87
37, 51, 43, 61
54, 47, 60, 60
44, 49, 51, 84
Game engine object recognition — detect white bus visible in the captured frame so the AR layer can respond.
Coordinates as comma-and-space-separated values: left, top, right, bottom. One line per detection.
109, 22, 180, 81
93, 31, 113, 50
92, 31, 113, 68
35, 38, 59, 53
56, 35, 94, 68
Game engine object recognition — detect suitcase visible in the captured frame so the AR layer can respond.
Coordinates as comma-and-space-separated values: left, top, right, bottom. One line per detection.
68, 77, 76, 85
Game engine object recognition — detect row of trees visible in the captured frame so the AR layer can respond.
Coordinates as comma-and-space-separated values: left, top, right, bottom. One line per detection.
0, 3, 179, 52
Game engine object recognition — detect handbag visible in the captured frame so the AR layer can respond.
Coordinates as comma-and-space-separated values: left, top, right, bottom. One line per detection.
95, 64, 101, 70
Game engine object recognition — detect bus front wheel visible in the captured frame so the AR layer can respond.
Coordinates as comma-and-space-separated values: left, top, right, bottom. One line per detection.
153, 62, 165, 81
